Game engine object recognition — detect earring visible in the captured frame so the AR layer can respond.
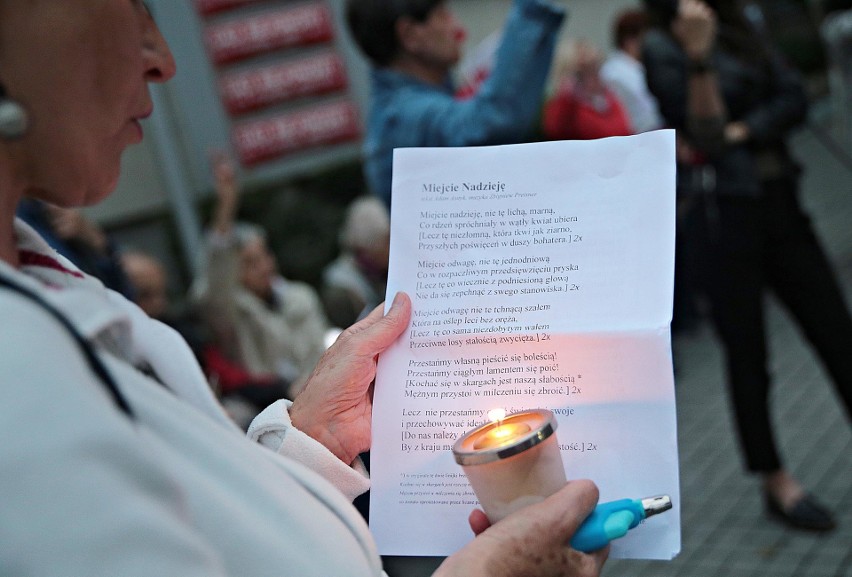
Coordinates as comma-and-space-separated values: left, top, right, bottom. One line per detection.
0, 84, 29, 140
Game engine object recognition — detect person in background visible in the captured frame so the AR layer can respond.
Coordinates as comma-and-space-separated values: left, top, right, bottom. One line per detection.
191, 152, 332, 399
345, 0, 566, 207
121, 250, 207, 376
0, 2, 609, 575
600, 7, 665, 134
542, 39, 633, 141
121, 249, 171, 319
122, 248, 292, 428
598, 7, 701, 334
322, 195, 390, 328
17, 198, 134, 297
643, 0, 852, 532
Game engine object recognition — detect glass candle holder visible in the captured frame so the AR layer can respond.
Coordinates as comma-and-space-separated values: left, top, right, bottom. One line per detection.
452, 409, 566, 522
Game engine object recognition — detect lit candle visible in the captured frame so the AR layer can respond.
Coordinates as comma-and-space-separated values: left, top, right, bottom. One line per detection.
472, 421, 532, 450
472, 411, 532, 450
453, 409, 566, 522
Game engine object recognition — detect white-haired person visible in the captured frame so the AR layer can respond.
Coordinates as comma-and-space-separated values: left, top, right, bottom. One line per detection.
322, 195, 390, 328
0, 1, 608, 576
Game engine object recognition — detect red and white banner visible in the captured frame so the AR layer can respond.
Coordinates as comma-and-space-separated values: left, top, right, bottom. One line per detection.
220, 52, 347, 115
232, 100, 360, 165
204, 3, 335, 64
455, 29, 502, 100
194, 0, 264, 16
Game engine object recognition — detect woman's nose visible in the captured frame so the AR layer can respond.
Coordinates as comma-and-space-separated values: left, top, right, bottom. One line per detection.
143, 10, 177, 83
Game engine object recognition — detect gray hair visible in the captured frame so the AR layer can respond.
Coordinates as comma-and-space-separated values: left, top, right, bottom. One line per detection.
340, 196, 390, 251
231, 221, 267, 249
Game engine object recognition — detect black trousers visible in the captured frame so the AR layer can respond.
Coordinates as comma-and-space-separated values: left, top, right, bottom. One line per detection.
692, 179, 852, 473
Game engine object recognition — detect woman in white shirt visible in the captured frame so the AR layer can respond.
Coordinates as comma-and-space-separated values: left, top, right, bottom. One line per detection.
0, 1, 608, 575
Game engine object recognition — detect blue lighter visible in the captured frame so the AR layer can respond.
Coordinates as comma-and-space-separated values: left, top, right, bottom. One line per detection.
571, 495, 672, 553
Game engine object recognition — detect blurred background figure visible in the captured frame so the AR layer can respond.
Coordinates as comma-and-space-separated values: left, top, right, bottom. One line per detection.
191, 153, 331, 401
599, 6, 699, 335
321, 195, 390, 329
643, 0, 852, 532
543, 39, 633, 141
121, 249, 170, 320
16, 199, 133, 297
122, 248, 287, 429
345, 0, 565, 207
600, 7, 665, 134
121, 248, 208, 370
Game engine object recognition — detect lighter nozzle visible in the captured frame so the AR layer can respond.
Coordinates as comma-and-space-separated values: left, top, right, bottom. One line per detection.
641, 495, 673, 518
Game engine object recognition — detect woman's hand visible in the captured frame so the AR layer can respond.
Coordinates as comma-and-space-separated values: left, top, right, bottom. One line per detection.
209, 151, 240, 235
671, 0, 717, 61
435, 480, 609, 577
289, 292, 411, 465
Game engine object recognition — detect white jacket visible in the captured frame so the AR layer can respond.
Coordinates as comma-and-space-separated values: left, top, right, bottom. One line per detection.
0, 220, 381, 576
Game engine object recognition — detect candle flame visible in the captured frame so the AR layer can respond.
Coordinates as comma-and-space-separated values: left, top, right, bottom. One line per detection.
487, 408, 507, 423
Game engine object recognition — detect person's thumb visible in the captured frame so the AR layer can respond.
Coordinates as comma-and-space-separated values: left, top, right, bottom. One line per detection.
346, 292, 411, 355
531, 479, 600, 543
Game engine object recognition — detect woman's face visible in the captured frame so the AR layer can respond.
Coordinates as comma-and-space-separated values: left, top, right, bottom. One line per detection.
239, 237, 276, 299
0, 0, 175, 207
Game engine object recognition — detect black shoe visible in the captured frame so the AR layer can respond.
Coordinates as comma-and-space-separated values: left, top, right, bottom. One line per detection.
765, 493, 837, 532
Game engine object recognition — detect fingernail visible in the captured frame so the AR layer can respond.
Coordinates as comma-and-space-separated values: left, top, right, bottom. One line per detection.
391, 291, 404, 308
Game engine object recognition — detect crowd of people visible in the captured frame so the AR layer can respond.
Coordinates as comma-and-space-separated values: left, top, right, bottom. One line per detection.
2, 0, 850, 575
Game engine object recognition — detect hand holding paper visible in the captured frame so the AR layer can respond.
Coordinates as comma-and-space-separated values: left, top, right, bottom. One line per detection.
290, 293, 411, 465
370, 131, 681, 560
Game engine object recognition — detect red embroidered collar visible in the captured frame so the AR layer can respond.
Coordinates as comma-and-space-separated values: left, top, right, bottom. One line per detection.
18, 249, 85, 279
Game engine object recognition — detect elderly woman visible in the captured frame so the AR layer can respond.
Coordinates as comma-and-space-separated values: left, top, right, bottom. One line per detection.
0, 1, 607, 576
